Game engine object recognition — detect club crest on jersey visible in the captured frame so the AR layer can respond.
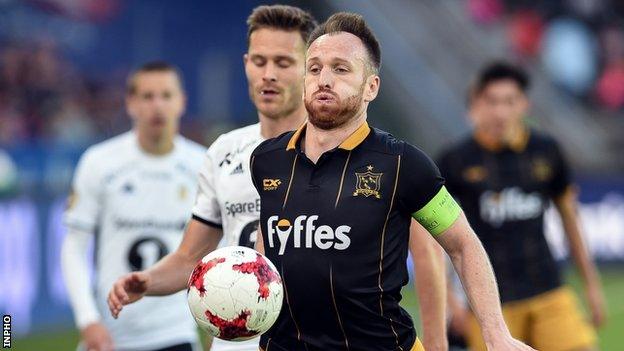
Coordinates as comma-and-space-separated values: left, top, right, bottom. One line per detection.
179, 185, 187, 200
66, 189, 77, 210
263, 178, 281, 191
353, 165, 382, 199
531, 158, 552, 181
463, 165, 488, 183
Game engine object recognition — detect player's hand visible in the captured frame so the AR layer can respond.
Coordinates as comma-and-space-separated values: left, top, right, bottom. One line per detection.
449, 305, 469, 336
107, 271, 151, 318
587, 283, 607, 327
486, 334, 536, 351
81, 322, 114, 351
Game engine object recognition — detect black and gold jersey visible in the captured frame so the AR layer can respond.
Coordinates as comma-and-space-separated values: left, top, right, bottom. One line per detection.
250, 122, 457, 351
438, 129, 572, 303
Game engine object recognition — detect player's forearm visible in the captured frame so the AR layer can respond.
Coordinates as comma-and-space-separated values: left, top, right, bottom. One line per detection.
438, 215, 509, 344
410, 224, 447, 349
450, 236, 508, 342
555, 191, 601, 289
145, 219, 223, 296
563, 217, 600, 286
414, 270, 448, 349
61, 229, 101, 329
144, 251, 197, 296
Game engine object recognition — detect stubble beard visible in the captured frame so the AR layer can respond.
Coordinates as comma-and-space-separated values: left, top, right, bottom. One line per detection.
305, 84, 365, 131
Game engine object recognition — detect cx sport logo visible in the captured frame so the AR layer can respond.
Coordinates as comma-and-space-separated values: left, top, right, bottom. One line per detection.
266, 215, 351, 255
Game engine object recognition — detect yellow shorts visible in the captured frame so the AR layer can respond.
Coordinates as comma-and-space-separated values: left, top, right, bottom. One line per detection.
467, 287, 596, 351
411, 337, 424, 351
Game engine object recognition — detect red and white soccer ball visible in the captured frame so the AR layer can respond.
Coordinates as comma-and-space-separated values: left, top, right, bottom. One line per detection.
187, 246, 283, 341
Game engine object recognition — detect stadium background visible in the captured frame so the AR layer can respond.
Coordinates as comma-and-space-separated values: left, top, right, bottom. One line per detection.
0, 0, 623, 349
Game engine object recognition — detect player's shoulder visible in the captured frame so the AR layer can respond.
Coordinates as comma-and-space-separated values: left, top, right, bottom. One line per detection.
251, 129, 292, 158
80, 131, 135, 164
527, 128, 561, 151
209, 123, 261, 154
363, 127, 440, 173
175, 135, 207, 156
438, 134, 474, 157
364, 127, 431, 159
359, 127, 403, 155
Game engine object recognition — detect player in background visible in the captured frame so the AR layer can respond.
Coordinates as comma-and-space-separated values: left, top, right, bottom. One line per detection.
440, 61, 605, 351
107, 5, 448, 351
62, 62, 206, 351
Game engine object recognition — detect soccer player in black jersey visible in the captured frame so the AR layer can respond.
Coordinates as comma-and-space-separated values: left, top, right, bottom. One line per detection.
441, 62, 605, 351
251, 13, 534, 351
106, 6, 447, 351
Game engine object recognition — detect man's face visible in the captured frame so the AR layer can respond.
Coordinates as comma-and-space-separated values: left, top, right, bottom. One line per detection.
304, 32, 379, 130
470, 79, 528, 141
244, 28, 306, 120
126, 71, 185, 139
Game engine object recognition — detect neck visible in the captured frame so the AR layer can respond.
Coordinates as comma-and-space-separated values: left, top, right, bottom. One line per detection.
137, 130, 175, 155
475, 123, 526, 151
304, 112, 367, 163
505, 122, 525, 146
259, 105, 307, 139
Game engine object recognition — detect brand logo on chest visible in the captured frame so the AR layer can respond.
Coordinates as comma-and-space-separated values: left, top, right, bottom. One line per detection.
266, 215, 351, 255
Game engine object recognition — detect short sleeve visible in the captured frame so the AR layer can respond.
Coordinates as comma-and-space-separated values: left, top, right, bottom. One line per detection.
548, 140, 573, 197
399, 144, 461, 236
250, 154, 260, 194
249, 138, 274, 194
435, 148, 465, 203
191, 149, 223, 228
64, 150, 102, 232
399, 144, 446, 213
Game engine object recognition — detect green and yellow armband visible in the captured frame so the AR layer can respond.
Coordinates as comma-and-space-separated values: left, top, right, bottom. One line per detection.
412, 186, 461, 236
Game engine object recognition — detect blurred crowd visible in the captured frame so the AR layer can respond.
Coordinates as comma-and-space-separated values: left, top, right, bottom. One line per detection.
2, 0, 623, 151
467, 0, 624, 111
0, 39, 126, 147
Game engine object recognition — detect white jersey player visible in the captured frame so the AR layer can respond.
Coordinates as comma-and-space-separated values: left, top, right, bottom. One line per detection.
191, 124, 263, 350
107, 6, 316, 351
192, 123, 263, 249
63, 62, 204, 351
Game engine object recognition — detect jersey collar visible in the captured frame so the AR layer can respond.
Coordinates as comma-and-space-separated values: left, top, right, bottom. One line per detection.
473, 127, 530, 153
286, 121, 371, 151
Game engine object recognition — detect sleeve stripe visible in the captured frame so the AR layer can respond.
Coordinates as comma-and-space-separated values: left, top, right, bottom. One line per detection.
191, 214, 223, 229
412, 186, 461, 236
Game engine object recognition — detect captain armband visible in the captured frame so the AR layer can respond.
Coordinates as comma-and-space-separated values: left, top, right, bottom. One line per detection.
412, 186, 461, 236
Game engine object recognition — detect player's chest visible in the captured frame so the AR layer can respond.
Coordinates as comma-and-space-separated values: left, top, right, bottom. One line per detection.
214, 147, 260, 208
260, 152, 400, 254
102, 167, 197, 216
456, 151, 555, 196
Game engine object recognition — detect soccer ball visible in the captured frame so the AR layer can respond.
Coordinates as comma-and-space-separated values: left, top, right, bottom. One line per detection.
187, 246, 283, 341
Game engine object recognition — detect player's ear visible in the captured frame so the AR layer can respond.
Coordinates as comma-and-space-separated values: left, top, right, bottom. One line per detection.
363, 75, 380, 103
125, 94, 136, 121
521, 94, 531, 114
179, 92, 188, 116
243, 53, 249, 66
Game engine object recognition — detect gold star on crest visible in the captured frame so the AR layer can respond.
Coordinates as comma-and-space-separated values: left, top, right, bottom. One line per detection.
367, 165, 374, 171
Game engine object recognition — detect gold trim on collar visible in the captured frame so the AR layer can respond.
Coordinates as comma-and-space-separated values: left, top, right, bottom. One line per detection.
286, 123, 306, 150
474, 127, 530, 153
339, 122, 370, 150
509, 127, 530, 152
286, 122, 371, 151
